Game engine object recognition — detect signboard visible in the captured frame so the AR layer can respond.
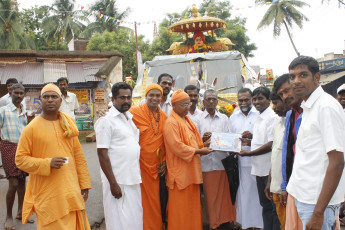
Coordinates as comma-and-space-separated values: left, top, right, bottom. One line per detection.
68, 89, 89, 103
95, 89, 105, 104
24, 88, 92, 116
319, 58, 345, 73
25, 88, 42, 114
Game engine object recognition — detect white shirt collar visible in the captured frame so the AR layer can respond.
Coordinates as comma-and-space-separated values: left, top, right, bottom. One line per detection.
301, 86, 323, 109
109, 106, 133, 119
164, 91, 173, 105
259, 106, 273, 119
201, 109, 221, 119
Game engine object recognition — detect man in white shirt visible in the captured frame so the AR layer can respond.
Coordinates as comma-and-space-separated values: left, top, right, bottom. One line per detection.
287, 56, 345, 230
184, 85, 202, 124
0, 78, 19, 108
57, 77, 80, 119
336, 84, 345, 112
229, 88, 263, 230
239, 86, 280, 230
95, 82, 143, 230
265, 89, 289, 230
194, 89, 236, 230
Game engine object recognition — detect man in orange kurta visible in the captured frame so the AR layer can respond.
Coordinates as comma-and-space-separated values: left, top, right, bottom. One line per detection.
15, 83, 91, 229
130, 84, 168, 230
163, 89, 213, 230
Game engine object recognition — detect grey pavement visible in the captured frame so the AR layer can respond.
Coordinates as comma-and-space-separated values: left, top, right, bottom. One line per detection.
0, 142, 104, 230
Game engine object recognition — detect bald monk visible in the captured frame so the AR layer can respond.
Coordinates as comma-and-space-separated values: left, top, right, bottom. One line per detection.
130, 84, 168, 230
163, 89, 213, 230
15, 83, 91, 229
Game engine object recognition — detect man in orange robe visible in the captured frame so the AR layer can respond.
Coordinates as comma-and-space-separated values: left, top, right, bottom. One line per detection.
130, 83, 168, 230
163, 89, 213, 230
15, 83, 91, 229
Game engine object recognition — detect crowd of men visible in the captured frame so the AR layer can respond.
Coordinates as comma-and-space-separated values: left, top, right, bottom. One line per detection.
0, 55, 345, 230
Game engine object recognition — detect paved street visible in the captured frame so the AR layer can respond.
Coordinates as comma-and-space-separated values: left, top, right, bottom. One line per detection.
1, 142, 344, 230
0, 142, 105, 230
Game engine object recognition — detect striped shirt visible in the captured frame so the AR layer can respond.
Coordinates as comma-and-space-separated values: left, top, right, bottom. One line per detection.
0, 103, 27, 143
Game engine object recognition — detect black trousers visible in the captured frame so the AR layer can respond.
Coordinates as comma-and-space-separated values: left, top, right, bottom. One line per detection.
256, 175, 281, 230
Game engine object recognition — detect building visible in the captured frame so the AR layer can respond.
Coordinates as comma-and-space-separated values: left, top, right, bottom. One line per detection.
318, 49, 345, 96
0, 49, 123, 130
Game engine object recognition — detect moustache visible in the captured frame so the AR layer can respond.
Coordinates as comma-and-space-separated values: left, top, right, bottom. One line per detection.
14, 97, 23, 101
284, 97, 293, 103
121, 103, 131, 108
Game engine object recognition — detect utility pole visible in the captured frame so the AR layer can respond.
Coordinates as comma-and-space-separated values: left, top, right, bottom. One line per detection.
134, 21, 139, 77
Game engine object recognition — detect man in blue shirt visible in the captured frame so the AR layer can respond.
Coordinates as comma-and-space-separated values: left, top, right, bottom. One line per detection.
274, 74, 303, 229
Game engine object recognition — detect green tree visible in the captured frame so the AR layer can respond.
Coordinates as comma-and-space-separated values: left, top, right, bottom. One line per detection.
151, 0, 257, 58
0, 0, 35, 49
256, 0, 309, 56
80, 0, 130, 38
42, 0, 89, 49
198, 0, 257, 58
150, 16, 183, 56
87, 30, 153, 79
21, 6, 67, 50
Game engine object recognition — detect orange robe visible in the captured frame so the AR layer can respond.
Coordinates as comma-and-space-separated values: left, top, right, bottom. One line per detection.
15, 113, 91, 229
163, 110, 204, 230
130, 104, 168, 230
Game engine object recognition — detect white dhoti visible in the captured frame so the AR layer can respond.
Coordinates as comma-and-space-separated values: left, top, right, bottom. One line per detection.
236, 156, 263, 229
102, 178, 143, 230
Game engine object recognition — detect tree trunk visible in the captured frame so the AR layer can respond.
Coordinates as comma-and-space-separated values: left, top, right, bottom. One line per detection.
56, 33, 61, 50
283, 20, 300, 57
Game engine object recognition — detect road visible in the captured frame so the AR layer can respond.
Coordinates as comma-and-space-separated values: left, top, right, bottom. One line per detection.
0, 142, 105, 230
1, 142, 344, 230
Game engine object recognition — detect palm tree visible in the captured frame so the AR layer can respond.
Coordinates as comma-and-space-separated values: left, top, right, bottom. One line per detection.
42, 0, 89, 49
80, 0, 131, 38
257, 0, 309, 56
0, 0, 35, 49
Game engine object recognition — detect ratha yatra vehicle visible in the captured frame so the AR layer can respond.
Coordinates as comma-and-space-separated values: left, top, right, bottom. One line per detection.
132, 5, 258, 111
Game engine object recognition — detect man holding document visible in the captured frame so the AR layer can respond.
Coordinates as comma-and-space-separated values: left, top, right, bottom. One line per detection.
194, 89, 236, 230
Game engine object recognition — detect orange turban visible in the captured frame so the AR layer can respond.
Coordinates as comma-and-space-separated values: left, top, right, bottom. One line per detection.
193, 31, 205, 43
145, 83, 163, 96
171, 89, 189, 103
41, 83, 61, 97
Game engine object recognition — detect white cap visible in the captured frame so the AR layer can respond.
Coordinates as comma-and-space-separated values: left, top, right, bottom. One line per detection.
337, 84, 345, 94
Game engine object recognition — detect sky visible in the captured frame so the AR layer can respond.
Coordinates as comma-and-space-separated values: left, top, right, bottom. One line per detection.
18, 0, 345, 76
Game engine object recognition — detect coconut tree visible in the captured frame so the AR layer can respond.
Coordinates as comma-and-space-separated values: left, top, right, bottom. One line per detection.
42, 0, 89, 49
257, 0, 309, 56
0, 0, 35, 49
80, 0, 131, 38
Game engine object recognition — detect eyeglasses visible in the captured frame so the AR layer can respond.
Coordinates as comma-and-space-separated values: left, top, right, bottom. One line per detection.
178, 102, 192, 107
205, 98, 217, 102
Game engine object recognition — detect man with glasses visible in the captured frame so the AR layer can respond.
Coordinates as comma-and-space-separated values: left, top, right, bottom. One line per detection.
164, 89, 213, 230
95, 82, 143, 230
194, 89, 236, 230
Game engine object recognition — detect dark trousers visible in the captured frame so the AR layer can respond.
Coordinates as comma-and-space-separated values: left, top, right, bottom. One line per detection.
256, 176, 281, 230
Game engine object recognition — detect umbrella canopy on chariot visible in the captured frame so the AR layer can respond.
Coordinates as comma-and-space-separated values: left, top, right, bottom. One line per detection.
132, 4, 258, 106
